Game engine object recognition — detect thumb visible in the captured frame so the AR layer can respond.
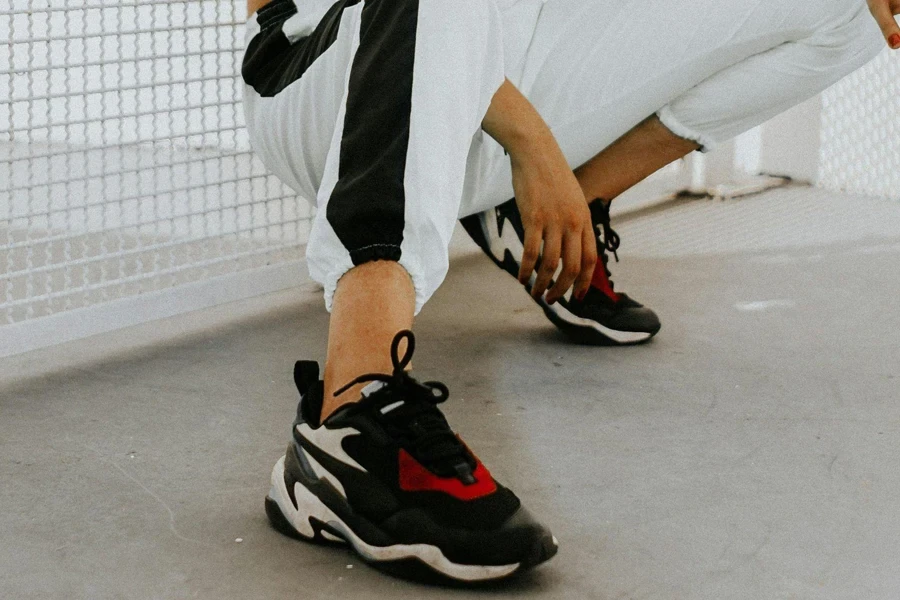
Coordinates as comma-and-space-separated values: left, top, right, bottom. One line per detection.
870, 0, 900, 48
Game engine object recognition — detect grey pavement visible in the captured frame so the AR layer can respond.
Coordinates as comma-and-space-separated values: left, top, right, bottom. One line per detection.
2, 188, 900, 599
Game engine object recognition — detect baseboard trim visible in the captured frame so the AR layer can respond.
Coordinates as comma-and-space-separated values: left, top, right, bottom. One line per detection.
0, 260, 311, 360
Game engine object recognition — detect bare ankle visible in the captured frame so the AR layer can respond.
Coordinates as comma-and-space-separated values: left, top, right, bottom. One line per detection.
321, 260, 415, 420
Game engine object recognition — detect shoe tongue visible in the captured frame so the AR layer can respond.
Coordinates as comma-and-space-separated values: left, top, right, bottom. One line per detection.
348, 375, 473, 479
371, 386, 473, 479
359, 380, 410, 414
361, 381, 387, 398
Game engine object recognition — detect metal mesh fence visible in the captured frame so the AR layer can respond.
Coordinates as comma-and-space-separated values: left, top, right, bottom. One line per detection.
1, 0, 310, 326
2, 2, 897, 333
819, 48, 900, 199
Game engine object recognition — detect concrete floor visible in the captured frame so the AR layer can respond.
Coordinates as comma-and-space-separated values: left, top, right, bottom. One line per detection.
3, 189, 900, 599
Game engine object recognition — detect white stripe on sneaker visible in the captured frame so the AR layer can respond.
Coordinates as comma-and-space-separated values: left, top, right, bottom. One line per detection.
268, 457, 520, 582
296, 423, 367, 473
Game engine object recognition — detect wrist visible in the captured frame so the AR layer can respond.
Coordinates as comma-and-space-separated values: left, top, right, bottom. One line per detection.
507, 125, 558, 167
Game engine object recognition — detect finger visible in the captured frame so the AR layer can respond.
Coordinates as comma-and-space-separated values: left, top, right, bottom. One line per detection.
573, 223, 598, 301
532, 228, 561, 300
546, 230, 581, 304
517, 224, 542, 287
870, 0, 900, 47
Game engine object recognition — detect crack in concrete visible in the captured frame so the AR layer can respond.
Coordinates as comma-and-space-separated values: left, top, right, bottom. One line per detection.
78, 440, 216, 548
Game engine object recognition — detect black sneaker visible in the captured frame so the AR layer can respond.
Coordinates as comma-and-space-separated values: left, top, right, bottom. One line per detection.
265, 330, 558, 583
460, 198, 660, 345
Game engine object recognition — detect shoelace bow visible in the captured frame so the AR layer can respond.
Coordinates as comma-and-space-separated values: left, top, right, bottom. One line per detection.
332, 331, 474, 480
590, 198, 621, 261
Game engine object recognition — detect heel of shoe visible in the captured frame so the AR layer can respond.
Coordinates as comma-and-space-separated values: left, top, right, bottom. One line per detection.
264, 495, 308, 540
266, 455, 348, 545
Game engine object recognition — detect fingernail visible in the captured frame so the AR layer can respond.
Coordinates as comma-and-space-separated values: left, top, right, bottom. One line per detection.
890, 34, 900, 49
575, 290, 586, 301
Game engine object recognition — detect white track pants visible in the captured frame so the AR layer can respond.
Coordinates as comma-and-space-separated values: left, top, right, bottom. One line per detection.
242, 0, 882, 314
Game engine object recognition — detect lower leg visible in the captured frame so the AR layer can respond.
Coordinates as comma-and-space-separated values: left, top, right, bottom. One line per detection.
312, 0, 507, 418
321, 260, 415, 419
573, 115, 698, 205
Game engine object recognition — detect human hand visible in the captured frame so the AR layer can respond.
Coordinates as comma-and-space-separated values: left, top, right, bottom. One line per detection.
480, 79, 597, 304
867, 0, 900, 48
509, 130, 597, 305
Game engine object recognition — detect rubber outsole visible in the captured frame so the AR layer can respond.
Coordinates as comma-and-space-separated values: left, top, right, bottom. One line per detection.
265, 496, 557, 587
538, 296, 658, 346
265, 456, 557, 585
460, 211, 659, 346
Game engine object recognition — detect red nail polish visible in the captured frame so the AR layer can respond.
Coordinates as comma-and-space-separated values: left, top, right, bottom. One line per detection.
890, 34, 900, 49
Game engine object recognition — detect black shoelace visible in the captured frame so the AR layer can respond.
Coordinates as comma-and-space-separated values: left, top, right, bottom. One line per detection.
588, 199, 621, 289
589, 198, 621, 260
333, 330, 476, 483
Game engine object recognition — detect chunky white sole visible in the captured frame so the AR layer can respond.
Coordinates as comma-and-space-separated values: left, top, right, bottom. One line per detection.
267, 456, 521, 582
542, 300, 653, 344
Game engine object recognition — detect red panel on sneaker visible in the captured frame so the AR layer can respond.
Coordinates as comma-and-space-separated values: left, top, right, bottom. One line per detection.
590, 257, 620, 302
398, 448, 497, 500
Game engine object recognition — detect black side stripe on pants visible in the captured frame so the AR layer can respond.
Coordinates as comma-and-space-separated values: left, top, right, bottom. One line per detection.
243, 0, 419, 267
326, 0, 419, 265
242, 0, 363, 98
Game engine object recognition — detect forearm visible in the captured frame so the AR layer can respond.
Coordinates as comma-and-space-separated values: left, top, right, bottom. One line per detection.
482, 82, 696, 204
481, 79, 560, 166
574, 115, 698, 202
